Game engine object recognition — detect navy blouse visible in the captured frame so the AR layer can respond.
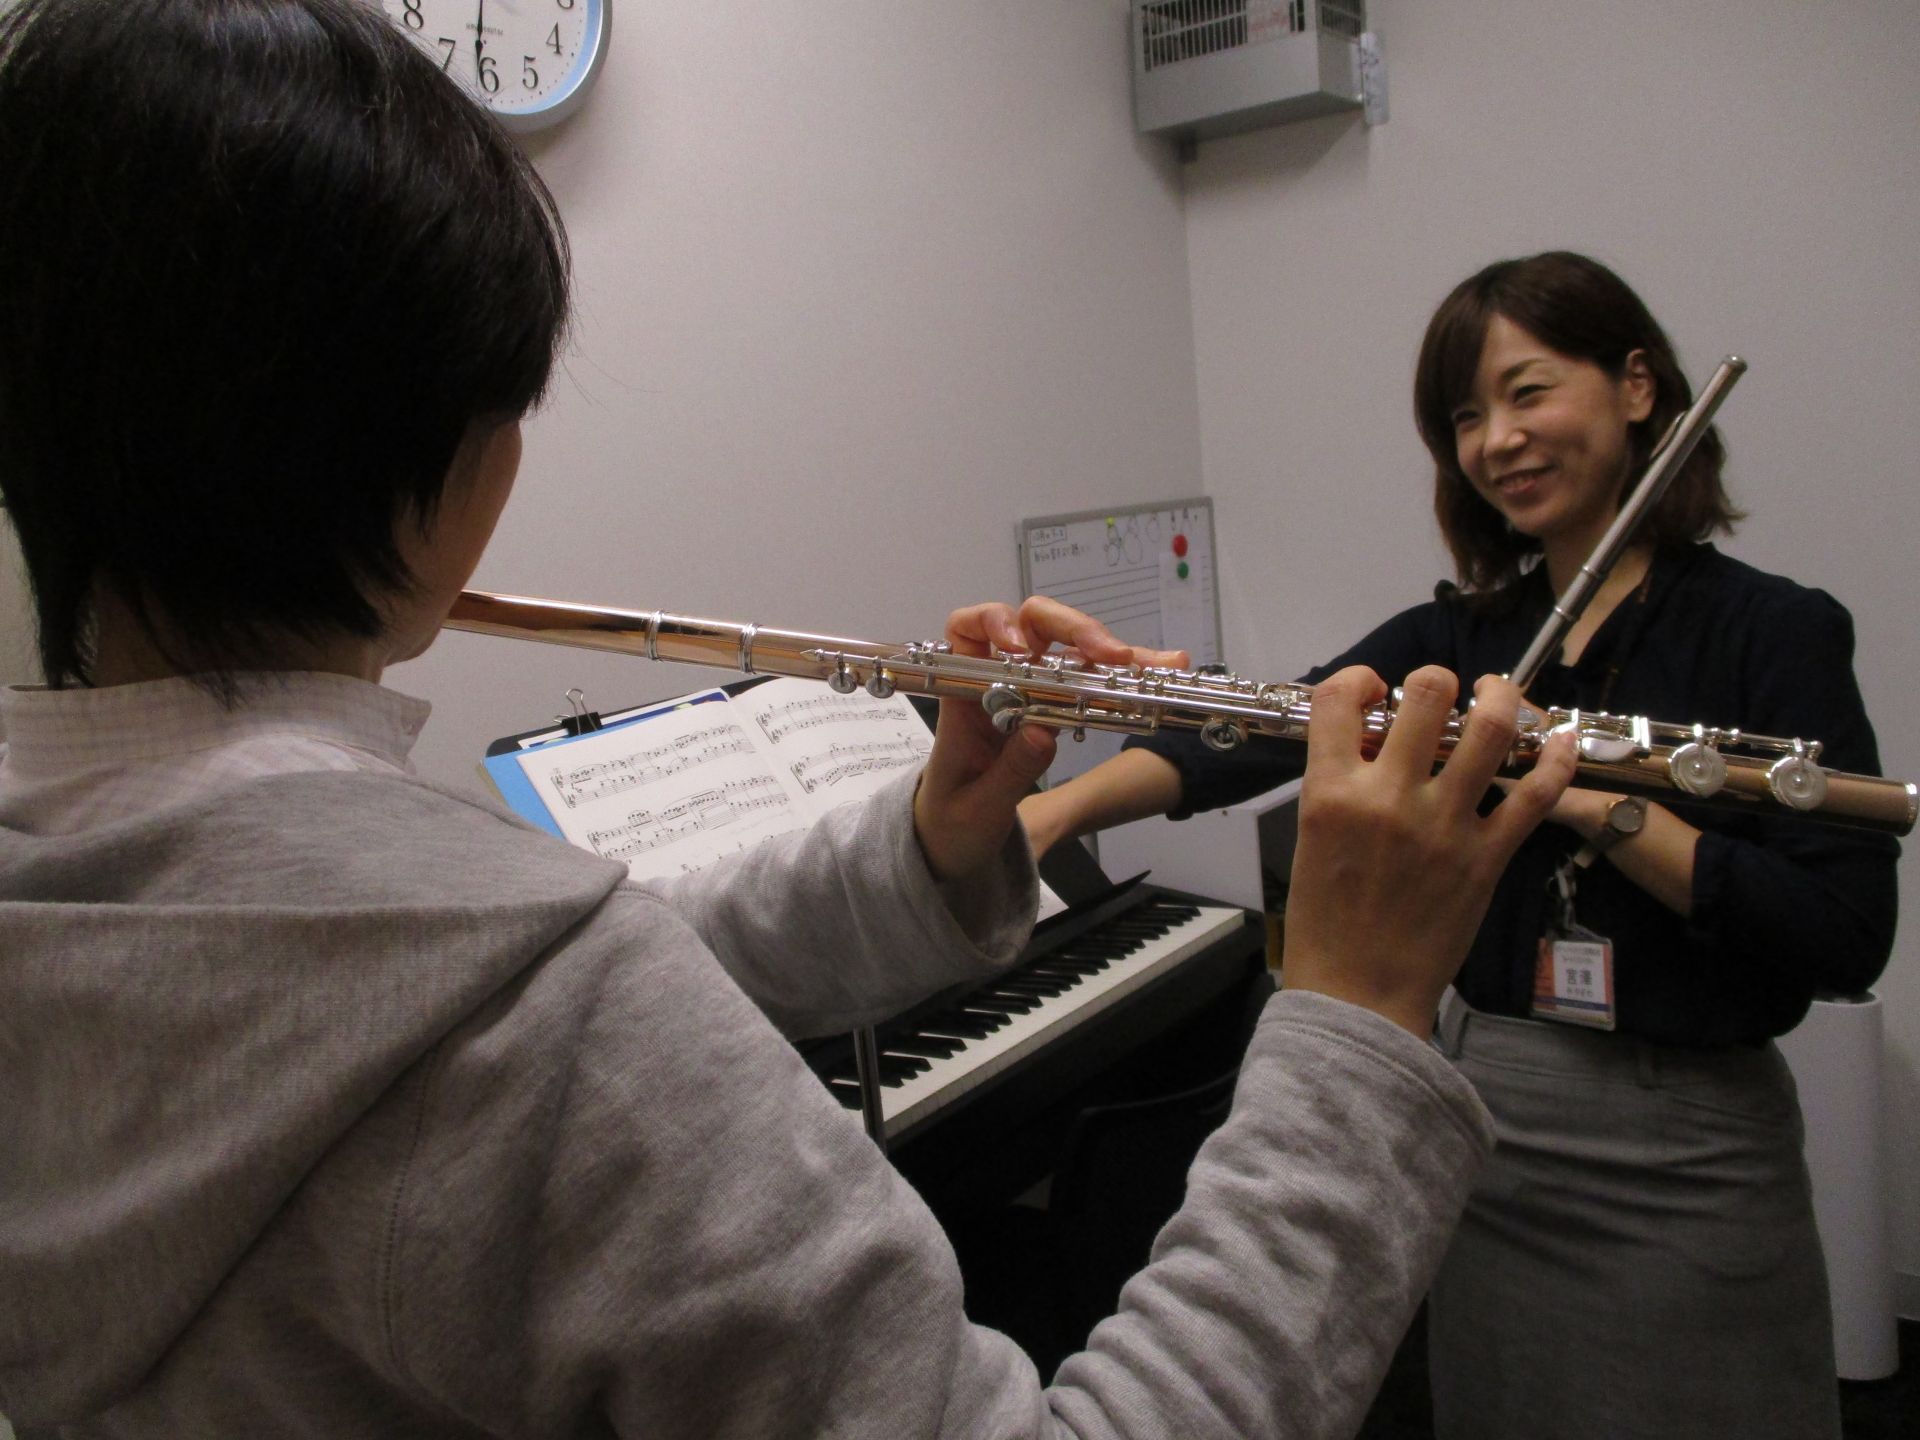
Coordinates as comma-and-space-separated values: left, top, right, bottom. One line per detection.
1128, 544, 1899, 1046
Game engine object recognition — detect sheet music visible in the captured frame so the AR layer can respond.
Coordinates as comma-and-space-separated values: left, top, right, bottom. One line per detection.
514, 679, 933, 881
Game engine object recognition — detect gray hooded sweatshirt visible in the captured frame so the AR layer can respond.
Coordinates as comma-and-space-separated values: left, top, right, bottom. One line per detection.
0, 767, 1493, 1438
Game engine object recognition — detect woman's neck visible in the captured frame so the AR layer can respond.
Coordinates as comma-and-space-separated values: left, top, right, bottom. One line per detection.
1542, 541, 1653, 668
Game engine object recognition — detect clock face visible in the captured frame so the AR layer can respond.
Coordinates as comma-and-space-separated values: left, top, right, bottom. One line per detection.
377, 0, 609, 132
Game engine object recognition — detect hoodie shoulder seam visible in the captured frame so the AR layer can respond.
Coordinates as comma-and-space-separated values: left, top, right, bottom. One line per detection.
379, 1042, 446, 1387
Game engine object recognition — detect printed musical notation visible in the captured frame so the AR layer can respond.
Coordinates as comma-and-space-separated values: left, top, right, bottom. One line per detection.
513, 677, 939, 882
754, 691, 911, 745
549, 723, 755, 809
790, 737, 930, 795
584, 775, 793, 861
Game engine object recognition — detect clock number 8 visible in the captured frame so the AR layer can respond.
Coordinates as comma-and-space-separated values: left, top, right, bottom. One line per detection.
401, 0, 424, 30
556, 0, 575, 9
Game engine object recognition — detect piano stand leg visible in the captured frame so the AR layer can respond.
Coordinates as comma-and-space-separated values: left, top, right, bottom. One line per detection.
852, 1025, 889, 1152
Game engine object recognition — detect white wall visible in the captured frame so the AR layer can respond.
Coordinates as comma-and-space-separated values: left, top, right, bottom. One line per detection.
1180, 0, 1920, 1312
393, 0, 1200, 790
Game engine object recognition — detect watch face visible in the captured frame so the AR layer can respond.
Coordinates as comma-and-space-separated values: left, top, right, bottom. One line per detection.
377, 0, 609, 132
1607, 797, 1647, 836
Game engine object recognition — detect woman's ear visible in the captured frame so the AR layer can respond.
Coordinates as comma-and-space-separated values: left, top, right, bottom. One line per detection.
1621, 349, 1656, 424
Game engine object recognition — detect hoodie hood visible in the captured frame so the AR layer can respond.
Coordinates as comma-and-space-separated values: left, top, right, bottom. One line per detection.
0, 770, 625, 1421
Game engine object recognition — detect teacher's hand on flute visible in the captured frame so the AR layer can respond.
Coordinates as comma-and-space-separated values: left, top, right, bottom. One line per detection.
1281, 666, 1578, 1037
912, 597, 1188, 886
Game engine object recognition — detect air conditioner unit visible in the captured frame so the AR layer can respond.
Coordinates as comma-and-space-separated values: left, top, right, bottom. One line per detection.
1131, 0, 1373, 145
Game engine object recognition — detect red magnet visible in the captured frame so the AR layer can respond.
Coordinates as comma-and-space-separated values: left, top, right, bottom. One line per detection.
1171, 533, 1189, 557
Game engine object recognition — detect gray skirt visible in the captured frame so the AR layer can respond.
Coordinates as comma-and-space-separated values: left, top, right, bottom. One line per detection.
1427, 993, 1838, 1440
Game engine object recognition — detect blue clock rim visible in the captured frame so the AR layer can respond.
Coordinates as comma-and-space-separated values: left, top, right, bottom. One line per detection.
491, 0, 609, 133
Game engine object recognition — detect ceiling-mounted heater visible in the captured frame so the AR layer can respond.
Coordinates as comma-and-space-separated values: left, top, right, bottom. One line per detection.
1131, 0, 1384, 152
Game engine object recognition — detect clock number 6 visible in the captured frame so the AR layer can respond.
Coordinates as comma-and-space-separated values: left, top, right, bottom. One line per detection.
477, 51, 500, 93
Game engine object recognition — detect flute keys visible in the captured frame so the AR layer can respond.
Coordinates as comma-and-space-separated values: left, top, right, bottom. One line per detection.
865, 666, 896, 700
982, 684, 1027, 734
828, 659, 859, 695
1667, 741, 1728, 798
1768, 753, 1829, 812
1200, 717, 1245, 752
1576, 731, 1639, 764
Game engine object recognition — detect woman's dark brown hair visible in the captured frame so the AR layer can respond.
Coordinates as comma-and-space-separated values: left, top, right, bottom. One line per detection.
1413, 251, 1740, 600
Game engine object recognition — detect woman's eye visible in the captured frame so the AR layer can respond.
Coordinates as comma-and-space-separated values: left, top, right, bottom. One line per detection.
1451, 409, 1480, 429
1513, 384, 1546, 401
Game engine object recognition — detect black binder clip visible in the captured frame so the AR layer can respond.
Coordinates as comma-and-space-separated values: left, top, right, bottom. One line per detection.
555, 686, 604, 737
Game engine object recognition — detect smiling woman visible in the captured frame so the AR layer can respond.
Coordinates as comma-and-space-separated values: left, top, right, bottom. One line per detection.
1449, 313, 1654, 576
1019, 250, 1898, 1440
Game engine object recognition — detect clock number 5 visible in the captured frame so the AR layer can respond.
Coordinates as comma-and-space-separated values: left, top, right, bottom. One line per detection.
521, 56, 539, 91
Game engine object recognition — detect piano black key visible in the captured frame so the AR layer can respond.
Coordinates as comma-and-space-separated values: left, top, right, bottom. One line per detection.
920, 1012, 1002, 1039
1022, 965, 1100, 984
995, 976, 1076, 998
879, 1052, 933, 1078
826, 1078, 864, 1109
973, 993, 1041, 1015
885, 1034, 966, 1060
1026, 957, 1108, 977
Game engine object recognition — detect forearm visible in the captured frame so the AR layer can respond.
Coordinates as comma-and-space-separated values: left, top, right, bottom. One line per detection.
1047, 992, 1495, 1438
1019, 748, 1184, 858
1563, 796, 1699, 917
657, 771, 1035, 1035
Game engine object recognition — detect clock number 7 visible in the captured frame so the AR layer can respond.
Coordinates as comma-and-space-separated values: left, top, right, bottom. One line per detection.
436, 36, 456, 70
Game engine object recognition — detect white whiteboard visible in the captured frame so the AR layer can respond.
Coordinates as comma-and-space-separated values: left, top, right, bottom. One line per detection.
1016, 497, 1222, 782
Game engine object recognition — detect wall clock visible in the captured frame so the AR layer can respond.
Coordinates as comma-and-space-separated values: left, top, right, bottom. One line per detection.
376, 0, 610, 133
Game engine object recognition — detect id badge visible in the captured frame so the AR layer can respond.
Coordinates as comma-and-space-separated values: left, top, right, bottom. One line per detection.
1531, 923, 1617, 1030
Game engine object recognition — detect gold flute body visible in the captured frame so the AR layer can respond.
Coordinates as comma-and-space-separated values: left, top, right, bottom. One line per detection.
444, 590, 1917, 836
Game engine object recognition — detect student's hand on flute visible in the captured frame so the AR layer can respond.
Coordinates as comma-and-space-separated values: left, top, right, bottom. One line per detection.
912, 597, 1186, 885
1280, 666, 1578, 1037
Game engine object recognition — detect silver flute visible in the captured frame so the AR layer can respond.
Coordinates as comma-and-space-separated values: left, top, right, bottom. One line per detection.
444, 589, 1917, 836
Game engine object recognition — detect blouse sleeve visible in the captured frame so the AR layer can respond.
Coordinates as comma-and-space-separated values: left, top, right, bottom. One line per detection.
1126, 599, 1464, 818
1687, 588, 1899, 997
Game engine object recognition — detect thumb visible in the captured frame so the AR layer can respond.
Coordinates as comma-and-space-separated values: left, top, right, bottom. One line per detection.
970, 724, 1057, 812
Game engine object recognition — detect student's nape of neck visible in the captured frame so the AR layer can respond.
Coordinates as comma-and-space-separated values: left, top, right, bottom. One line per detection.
86, 582, 392, 690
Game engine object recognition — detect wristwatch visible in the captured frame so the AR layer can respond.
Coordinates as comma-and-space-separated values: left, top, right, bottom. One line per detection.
1573, 796, 1647, 869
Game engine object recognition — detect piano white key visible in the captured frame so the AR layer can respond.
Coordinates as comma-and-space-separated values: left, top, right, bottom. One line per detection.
880, 904, 1244, 1140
